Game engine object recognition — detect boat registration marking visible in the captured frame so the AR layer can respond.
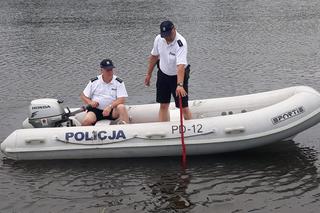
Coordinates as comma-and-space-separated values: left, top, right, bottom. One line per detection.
171, 123, 207, 135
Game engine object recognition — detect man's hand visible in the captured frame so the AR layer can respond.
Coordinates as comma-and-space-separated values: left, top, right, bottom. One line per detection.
144, 73, 152, 87
102, 106, 112, 117
176, 86, 187, 98
90, 101, 99, 108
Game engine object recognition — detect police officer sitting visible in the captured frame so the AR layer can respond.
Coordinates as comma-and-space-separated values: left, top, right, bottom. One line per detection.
80, 59, 129, 126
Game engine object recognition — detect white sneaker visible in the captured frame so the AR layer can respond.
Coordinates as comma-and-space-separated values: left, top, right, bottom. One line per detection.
117, 120, 127, 125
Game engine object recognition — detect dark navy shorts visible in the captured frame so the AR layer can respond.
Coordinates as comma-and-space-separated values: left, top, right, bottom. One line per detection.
88, 107, 116, 121
156, 70, 189, 108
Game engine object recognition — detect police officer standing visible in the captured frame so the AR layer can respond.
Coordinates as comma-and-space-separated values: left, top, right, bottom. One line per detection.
81, 59, 129, 126
144, 20, 192, 121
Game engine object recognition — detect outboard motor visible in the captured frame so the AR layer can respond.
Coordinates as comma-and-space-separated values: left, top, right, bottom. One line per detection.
27, 99, 69, 128
23, 98, 88, 128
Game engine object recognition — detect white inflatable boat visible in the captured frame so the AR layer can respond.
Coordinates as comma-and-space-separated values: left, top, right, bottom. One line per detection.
2, 86, 320, 160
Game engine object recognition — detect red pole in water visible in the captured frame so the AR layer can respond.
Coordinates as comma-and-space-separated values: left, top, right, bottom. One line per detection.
179, 95, 187, 166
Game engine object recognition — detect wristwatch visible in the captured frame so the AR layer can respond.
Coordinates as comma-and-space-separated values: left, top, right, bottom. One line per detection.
177, 82, 183, 87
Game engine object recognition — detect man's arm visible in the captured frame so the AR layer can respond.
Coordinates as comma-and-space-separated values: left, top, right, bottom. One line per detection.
80, 92, 99, 108
145, 55, 159, 86
110, 97, 126, 109
176, 64, 187, 97
176, 64, 185, 86
102, 97, 126, 117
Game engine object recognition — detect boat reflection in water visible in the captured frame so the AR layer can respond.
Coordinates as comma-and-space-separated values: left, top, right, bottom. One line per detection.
1, 140, 318, 212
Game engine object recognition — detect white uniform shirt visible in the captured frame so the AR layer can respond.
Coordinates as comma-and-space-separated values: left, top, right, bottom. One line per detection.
83, 74, 128, 110
151, 31, 188, 76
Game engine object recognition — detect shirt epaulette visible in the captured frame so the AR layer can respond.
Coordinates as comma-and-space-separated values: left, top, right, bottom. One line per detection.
91, 77, 98, 82
116, 77, 123, 83
177, 40, 183, 47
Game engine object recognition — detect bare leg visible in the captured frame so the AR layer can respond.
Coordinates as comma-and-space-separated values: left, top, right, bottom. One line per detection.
112, 104, 129, 123
81, 112, 97, 126
159, 103, 170, 122
182, 107, 192, 120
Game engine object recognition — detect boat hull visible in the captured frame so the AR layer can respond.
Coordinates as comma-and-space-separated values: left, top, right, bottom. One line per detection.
2, 86, 320, 160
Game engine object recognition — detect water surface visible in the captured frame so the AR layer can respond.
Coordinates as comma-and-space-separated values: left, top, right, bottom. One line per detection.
1, 0, 320, 212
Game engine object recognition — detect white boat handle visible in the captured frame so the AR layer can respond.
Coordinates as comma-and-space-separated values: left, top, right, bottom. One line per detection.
145, 133, 167, 139
225, 127, 245, 134
25, 138, 46, 144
